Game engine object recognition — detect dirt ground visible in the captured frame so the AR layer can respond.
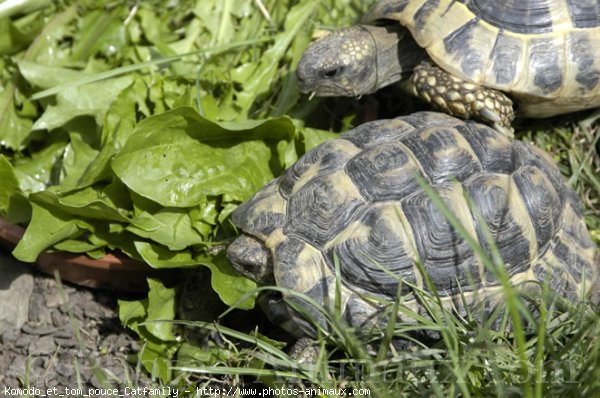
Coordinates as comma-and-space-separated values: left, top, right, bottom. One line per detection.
0, 248, 151, 394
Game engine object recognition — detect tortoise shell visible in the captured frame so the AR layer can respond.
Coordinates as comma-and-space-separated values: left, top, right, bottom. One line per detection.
364, 0, 600, 117
229, 112, 599, 332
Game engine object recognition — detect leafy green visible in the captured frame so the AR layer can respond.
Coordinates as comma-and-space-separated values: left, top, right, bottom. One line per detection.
118, 278, 179, 383
32, 76, 134, 131
0, 83, 33, 150
12, 201, 87, 262
0, 155, 20, 214
113, 109, 293, 206
2, 0, 599, 393
0, 0, 367, 381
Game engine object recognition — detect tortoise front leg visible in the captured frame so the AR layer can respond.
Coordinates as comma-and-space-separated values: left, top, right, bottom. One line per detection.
408, 60, 515, 137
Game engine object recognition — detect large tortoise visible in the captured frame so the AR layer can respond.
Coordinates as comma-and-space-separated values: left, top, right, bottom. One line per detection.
226, 112, 599, 336
297, 0, 600, 134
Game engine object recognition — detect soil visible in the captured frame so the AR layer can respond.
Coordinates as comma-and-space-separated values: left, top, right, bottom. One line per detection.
0, 249, 151, 394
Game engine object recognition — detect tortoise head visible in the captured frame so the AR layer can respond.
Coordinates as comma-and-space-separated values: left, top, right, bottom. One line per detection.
296, 24, 424, 97
226, 233, 275, 285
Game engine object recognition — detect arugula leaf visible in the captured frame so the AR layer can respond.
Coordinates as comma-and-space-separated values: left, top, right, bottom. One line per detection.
32, 75, 134, 132
0, 84, 33, 150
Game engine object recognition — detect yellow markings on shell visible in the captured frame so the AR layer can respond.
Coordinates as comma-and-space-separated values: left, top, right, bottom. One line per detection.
292, 140, 361, 195
482, 125, 512, 151
250, 187, 286, 241
532, 236, 584, 286
507, 176, 538, 263
534, 144, 560, 172
546, 0, 580, 33
396, 141, 429, 185
522, 35, 567, 99
402, 0, 475, 48
325, 169, 365, 203
439, 181, 486, 284
367, 0, 427, 26
265, 228, 287, 249
322, 202, 423, 289
371, 0, 600, 112
517, 93, 600, 117
542, 203, 597, 298
419, 126, 479, 165
292, 163, 322, 195
447, 128, 480, 166
564, 30, 600, 99
323, 220, 370, 250
530, 241, 580, 296
387, 202, 423, 290
429, 266, 540, 312
504, 267, 539, 286
422, 13, 498, 84
289, 243, 333, 293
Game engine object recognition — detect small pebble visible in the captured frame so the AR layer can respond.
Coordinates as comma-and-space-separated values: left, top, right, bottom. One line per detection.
29, 335, 57, 355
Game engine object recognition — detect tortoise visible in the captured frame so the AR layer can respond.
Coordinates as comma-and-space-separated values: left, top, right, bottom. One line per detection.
226, 112, 599, 337
296, 0, 600, 135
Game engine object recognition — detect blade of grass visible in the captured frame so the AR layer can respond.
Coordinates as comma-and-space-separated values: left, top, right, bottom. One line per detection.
29, 37, 271, 101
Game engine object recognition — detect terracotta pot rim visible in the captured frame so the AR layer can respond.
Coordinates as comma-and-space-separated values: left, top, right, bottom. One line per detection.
0, 217, 154, 292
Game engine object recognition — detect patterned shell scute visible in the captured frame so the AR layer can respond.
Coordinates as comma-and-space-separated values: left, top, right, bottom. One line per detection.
344, 141, 423, 201
401, 126, 483, 184
323, 202, 417, 297
231, 179, 286, 240
364, 0, 600, 105
277, 139, 361, 199
464, 174, 533, 278
284, 170, 367, 248
400, 182, 483, 294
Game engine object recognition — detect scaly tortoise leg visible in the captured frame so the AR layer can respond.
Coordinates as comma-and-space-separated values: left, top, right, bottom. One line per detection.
408, 60, 515, 137
288, 337, 320, 364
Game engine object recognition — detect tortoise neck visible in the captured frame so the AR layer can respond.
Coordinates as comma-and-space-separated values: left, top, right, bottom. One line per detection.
360, 23, 427, 91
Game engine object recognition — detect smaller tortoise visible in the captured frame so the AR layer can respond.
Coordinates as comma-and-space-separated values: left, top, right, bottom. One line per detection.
227, 112, 599, 336
297, 0, 600, 134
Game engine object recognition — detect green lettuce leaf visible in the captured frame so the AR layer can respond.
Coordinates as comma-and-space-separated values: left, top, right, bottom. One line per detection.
112, 107, 296, 207
12, 201, 88, 262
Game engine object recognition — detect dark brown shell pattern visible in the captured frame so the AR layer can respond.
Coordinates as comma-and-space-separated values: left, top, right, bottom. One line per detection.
231, 112, 599, 327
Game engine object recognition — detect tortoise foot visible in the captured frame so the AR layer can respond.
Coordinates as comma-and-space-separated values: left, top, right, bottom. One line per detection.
410, 60, 515, 137
288, 337, 320, 364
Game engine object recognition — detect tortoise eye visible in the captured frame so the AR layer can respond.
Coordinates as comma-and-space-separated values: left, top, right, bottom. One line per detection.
323, 66, 343, 78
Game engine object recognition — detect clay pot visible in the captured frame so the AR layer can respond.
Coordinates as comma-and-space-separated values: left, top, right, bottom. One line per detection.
0, 218, 161, 292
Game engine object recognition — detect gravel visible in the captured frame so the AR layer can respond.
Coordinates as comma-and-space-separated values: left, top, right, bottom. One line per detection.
0, 249, 151, 393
